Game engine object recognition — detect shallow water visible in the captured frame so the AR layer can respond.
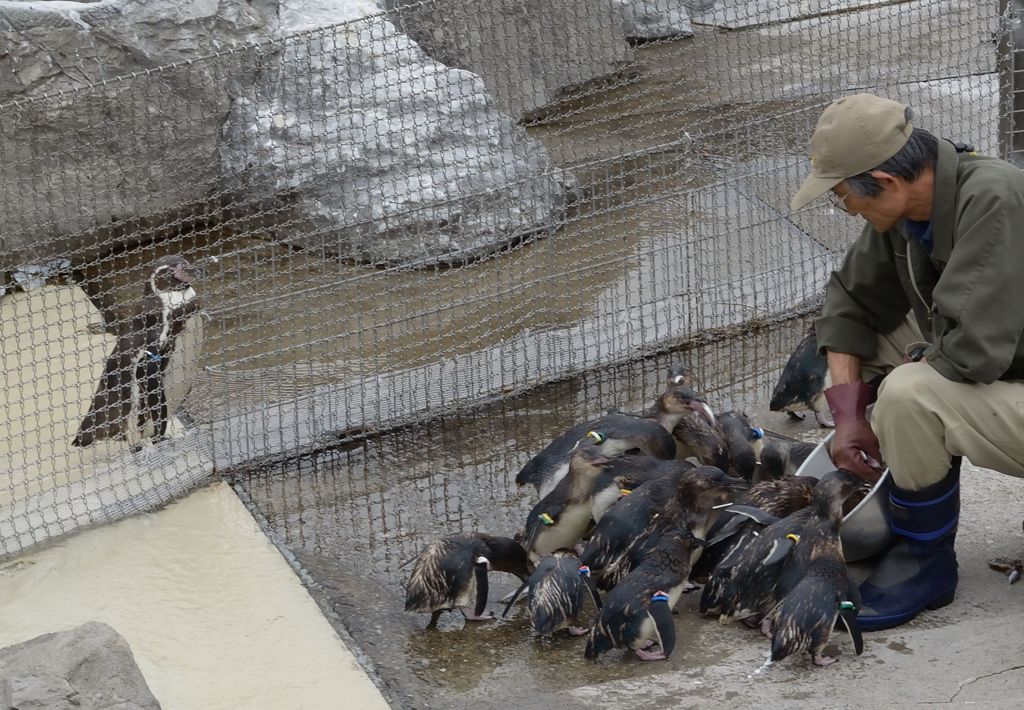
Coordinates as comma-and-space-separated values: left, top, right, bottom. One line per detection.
235, 320, 832, 709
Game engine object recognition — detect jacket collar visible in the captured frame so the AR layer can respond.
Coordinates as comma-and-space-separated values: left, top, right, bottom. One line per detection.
930, 138, 959, 261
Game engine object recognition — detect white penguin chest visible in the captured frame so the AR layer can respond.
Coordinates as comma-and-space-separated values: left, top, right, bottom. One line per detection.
631, 582, 685, 649
533, 504, 593, 561
156, 287, 197, 347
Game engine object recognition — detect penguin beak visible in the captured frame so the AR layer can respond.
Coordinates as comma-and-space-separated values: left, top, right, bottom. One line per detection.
171, 262, 203, 284
688, 399, 716, 426
723, 476, 748, 491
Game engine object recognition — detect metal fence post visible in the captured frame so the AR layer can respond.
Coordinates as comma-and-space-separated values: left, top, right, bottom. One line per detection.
999, 0, 1024, 166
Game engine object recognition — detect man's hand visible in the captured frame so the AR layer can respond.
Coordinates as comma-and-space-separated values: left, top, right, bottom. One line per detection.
824, 381, 885, 484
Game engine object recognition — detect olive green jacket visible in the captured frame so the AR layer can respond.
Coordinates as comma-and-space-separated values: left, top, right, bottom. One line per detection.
816, 138, 1024, 384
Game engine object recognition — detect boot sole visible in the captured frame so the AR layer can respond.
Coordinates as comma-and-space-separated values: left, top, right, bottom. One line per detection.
857, 589, 956, 632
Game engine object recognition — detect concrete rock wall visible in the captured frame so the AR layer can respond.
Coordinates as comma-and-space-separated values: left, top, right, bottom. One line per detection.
0, 0, 606, 269
220, 0, 574, 265
0, 0, 269, 270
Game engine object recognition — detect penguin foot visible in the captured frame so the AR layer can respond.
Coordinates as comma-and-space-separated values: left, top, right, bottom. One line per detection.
568, 626, 590, 636
787, 412, 806, 422
681, 580, 700, 593
639, 639, 656, 650
812, 653, 837, 667
741, 615, 762, 629
988, 558, 1023, 584
634, 646, 668, 661
759, 617, 773, 638
461, 610, 496, 622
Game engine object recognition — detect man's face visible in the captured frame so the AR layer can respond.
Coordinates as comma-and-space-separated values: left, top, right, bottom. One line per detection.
832, 174, 907, 232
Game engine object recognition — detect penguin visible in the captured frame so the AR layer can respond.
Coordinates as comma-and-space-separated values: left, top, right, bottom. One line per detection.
769, 324, 834, 428
598, 465, 746, 593
692, 475, 817, 584
502, 549, 602, 636
521, 432, 634, 564
756, 430, 817, 481
764, 470, 868, 666
702, 471, 868, 628
405, 532, 530, 627
579, 460, 695, 589
72, 256, 203, 448
516, 369, 715, 499
581, 464, 744, 591
588, 452, 684, 522
585, 525, 700, 661
672, 400, 725, 465
715, 411, 765, 483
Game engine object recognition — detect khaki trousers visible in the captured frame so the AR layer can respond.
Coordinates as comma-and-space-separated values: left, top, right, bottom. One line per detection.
848, 315, 1024, 490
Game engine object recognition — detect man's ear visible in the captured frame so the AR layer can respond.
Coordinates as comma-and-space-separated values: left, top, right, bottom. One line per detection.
868, 169, 898, 187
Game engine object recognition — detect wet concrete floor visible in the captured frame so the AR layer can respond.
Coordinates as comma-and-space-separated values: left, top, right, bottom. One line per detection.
235, 323, 1024, 709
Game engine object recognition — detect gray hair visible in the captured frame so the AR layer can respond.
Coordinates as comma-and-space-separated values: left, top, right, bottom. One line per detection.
844, 108, 939, 198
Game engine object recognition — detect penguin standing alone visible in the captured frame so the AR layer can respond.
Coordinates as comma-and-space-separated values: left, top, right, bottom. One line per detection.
72, 256, 204, 448
769, 324, 833, 428
405, 533, 530, 628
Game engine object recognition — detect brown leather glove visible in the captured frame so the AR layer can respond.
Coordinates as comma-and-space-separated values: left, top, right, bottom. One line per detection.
824, 381, 885, 484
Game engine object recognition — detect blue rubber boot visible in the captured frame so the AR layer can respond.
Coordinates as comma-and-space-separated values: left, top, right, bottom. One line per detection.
856, 459, 960, 631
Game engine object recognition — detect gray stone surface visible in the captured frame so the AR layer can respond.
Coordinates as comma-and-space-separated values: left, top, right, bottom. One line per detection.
0, 0, 577, 269
221, 0, 574, 266
383, 0, 633, 119
614, 1, 719, 39
614, 1, 695, 40
692, 0, 894, 29
0, 0, 269, 270
0, 621, 160, 710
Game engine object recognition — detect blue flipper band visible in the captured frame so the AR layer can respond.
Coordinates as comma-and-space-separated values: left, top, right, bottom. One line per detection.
651, 592, 670, 603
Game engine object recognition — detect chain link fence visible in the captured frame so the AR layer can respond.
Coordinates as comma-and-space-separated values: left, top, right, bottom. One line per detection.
0, 0, 1007, 558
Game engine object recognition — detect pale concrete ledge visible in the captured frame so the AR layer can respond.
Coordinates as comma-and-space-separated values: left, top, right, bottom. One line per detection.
0, 481, 390, 710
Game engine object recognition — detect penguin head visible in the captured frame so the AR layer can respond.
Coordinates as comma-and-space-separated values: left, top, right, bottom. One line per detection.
678, 464, 748, 509
568, 433, 616, 473
478, 535, 532, 578
667, 363, 693, 387
148, 256, 201, 295
660, 385, 716, 426
813, 469, 872, 520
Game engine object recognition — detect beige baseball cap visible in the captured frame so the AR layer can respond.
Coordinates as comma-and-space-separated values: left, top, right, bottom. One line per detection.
790, 93, 913, 212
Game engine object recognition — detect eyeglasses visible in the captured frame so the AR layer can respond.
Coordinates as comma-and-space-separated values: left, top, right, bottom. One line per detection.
827, 189, 850, 213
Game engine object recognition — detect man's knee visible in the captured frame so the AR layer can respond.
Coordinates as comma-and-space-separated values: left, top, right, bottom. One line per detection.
873, 362, 940, 424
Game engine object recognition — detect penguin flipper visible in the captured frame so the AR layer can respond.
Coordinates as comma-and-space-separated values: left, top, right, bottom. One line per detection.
648, 597, 676, 658
762, 537, 796, 566
721, 504, 780, 527
473, 561, 490, 617
839, 607, 864, 655
502, 581, 529, 618
582, 573, 602, 611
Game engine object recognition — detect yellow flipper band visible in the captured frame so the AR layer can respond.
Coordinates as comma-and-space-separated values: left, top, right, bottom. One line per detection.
539, 513, 555, 526
786, 533, 800, 543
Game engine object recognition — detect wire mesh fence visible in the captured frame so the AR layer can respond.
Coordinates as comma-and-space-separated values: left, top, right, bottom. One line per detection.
0, 0, 1008, 559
